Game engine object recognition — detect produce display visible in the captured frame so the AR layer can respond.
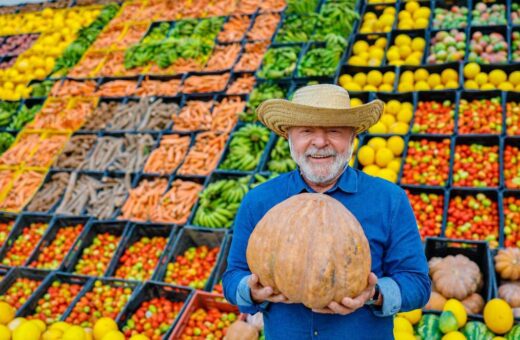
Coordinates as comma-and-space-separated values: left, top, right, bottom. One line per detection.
0, 0, 519, 338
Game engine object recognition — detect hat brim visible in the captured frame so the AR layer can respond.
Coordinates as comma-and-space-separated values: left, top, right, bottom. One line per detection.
256, 98, 384, 138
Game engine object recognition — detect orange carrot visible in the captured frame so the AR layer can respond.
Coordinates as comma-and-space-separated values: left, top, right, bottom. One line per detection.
0, 170, 16, 191
26, 134, 69, 167
136, 78, 183, 97
95, 80, 137, 97
0, 133, 41, 166
236, 0, 261, 14
98, 51, 145, 77
234, 41, 269, 72
171, 100, 213, 132
119, 177, 169, 222
151, 179, 203, 224
177, 132, 229, 176
69, 52, 106, 78
204, 44, 242, 72
0, 171, 45, 211
218, 15, 251, 42
211, 96, 246, 133
183, 73, 230, 94
247, 13, 280, 41
114, 24, 149, 49
143, 135, 191, 174
91, 25, 125, 50
226, 74, 256, 94
51, 80, 97, 97
258, 0, 286, 12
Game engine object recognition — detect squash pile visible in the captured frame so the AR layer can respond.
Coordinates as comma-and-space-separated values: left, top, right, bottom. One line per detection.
495, 248, 520, 318
425, 254, 486, 315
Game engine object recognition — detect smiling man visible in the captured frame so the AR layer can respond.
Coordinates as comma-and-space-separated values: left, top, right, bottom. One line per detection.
222, 84, 430, 339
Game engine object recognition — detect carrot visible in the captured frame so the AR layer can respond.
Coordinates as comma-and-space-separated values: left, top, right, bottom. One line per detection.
143, 134, 190, 175
0, 133, 40, 166
204, 43, 242, 72
0, 170, 15, 192
171, 100, 213, 132
234, 41, 269, 72
119, 177, 169, 222
211, 96, 246, 133
226, 74, 256, 94
258, 0, 286, 12
183, 73, 230, 94
236, 0, 261, 14
69, 52, 106, 78
136, 78, 183, 97
91, 25, 125, 50
26, 134, 69, 167
177, 132, 228, 176
0, 171, 45, 211
111, 3, 143, 26
206, 0, 237, 17
114, 24, 149, 49
51, 80, 97, 97
95, 80, 137, 97
151, 179, 203, 224
247, 13, 280, 41
28, 98, 96, 131
218, 15, 251, 42
148, 58, 204, 76
99, 51, 145, 77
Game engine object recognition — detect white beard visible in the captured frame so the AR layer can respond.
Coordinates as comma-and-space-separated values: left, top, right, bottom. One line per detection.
288, 138, 353, 185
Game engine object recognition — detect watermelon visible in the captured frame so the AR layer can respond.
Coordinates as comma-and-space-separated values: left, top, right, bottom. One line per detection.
439, 311, 459, 333
415, 314, 442, 340
506, 325, 520, 340
462, 321, 494, 340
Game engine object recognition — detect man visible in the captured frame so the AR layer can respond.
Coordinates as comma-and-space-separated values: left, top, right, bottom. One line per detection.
222, 84, 430, 339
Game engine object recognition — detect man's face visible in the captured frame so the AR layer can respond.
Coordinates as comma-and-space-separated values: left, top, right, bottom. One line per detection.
287, 126, 356, 185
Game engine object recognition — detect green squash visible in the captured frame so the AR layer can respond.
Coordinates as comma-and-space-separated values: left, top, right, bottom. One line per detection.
506, 325, 520, 340
462, 321, 494, 340
439, 311, 459, 333
415, 314, 442, 340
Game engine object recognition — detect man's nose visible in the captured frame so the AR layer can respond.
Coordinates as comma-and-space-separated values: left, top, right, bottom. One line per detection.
311, 133, 328, 148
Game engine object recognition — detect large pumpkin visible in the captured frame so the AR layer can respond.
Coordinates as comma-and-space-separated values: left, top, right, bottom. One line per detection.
246, 193, 371, 309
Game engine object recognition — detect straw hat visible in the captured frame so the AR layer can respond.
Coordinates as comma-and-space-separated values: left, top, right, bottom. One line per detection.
256, 84, 384, 138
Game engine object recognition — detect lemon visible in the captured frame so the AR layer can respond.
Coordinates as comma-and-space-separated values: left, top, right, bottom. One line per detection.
415, 81, 431, 91
388, 159, 402, 173
63, 326, 86, 340
353, 137, 359, 151
443, 299, 467, 328
398, 20, 414, 30
30, 320, 46, 333
353, 72, 367, 87
474, 72, 488, 86
397, 107, 413, 123
386, 100, 401, 115
0, 302, 15, 325
383, 71, 395, 85
375, 148, 394, 167
367, 137, 387, 151
350, 98, 363, 107
395, 34, 411, 47
394, 332, 416, 340
428, 74, 442, 88
463, 62, 480, 79
367, 70, 383, 86
398, 83, 415, 92
381, 114, 396, 128
349, 56, 366, 66
369, 47, 384, 61
442, 331, 467, 340
509, 71, 520, 85
489, 69, 507, 86
414, 7, 431, 19
129, 335, 150, 340
353, 40, 369, 55
363, 164, 380, 176
379, 84, 394, 92
0, 325, 10, 340
464, 80, 479, 89
405, 55, 421, 65
498, 82, 514, 91
101, 330, 125, 340
481, 83, 496, 90
358, 146, 376, 166
363, 84, 378, 92
375, 37, 387, 48
13, 321, 41, 340
380, 14, 394, 27
369, 121, 388, 134
402, 102, 413, 112
400, 70, 414, 83
411, 37, 425, 52
441, 69, 458, 84
387, 136, 405, 156
483, 299, 513, 335
339, 74, 353, 87
390, 122, 409, 134
343, 82, 362, 92
377, 168, 398, 182
399, 44, 412, 59
49, 322, 71, 333
94, 318, 118, 340
398, 309, 422, 325
445, 80, 459, 89
42, 329, 63, 340
405, 1, 420, 12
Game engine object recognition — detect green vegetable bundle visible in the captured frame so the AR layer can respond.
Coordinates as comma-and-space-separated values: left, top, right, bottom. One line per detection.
297, 35, 347, 77
241, 82, 287, 122
258, 46, 300, 79
0, 132, 14, 156
275, 14, 317, 43
219, 124, 271, 171
286, 0, 320, 14
9, 104, 42, 130
0, 102, 19, 128
141, 22, 170, 44
30, 80, 54, 98
313, 2, 359, 40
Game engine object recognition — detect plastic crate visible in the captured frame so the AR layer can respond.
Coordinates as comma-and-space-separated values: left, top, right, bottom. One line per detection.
62, 220, 130, 276
169, 290, 240, 339
412, 90, 459, 135
154, 227, 227, 291
0, 212, 17, 251
403, 186, 449, 240
424, 237, 496, 309
396, 62, 463, 92
385, 29, 428, 66
208, 234, 232, 294
24, 216, 90, 271
0, 267, 48, 312
255, 43, 305, 81
502, 137, 520, 190
117, 281, 193, 339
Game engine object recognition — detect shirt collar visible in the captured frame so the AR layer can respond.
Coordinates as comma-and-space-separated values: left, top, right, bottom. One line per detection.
287, 166, 358, 196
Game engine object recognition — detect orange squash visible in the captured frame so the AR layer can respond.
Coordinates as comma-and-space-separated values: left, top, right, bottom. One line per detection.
498, 281, 520, 308
429, 255, 482, 300
461, 293, 485, 315
246, 193, 371, 309
425, 291, 447, 310
495, 248, 520, 281
224, 320, 259, 340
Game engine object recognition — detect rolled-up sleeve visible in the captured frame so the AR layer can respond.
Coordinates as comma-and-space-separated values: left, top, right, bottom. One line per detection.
380, 188, 431, 313
222, 193, 267, 314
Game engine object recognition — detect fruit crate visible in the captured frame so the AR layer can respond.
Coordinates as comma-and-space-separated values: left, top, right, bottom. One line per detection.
0, 212, 17, 250
372, 91, 416, 136
0, 213, 53, 267
451, 135, 503, 189
294, 41, 348, 81
490, 246, 520, 322
78, 97, 126, 133
208, 233, 232, 295
412, 90, 459, 135
458, 90, 505, 135
154, 226, 228, 291
16, 271, 91, 320
94, 76, 140, 98
462, 63, 520, 89
500, 189, 520, 249
345, 32, 390, 67
469, 0, 509, 27
403, 186, 449, 240
106, 223, 178, 281
336, 64, 398, 93
424, 237, 496, 310
169, 290, 240, 340
61, 220, 130, 276
466, 25, 509, 64
385, 29, 429, 66
24, 216, 90, 271
240, 79, 292, 122
117, 281, 194, 340
503, 137, 520, 190
169, 94, 213, 134
360, 3, 400, 33
255, 43, 305, 82
505, 91, 520, 136
396, 62, 463, 92
0, 267, 48, 312
61, 277, 141, 326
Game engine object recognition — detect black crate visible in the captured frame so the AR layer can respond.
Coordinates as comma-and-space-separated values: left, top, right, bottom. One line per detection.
412, 90, 458, 135
503, 137, 520, 190
208, 234, 232, 294
0, 267, 48, 312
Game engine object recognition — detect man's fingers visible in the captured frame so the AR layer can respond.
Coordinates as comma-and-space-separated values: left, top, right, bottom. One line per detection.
266, 293, 289, 303
368, 272, 378, 286
341, 296, 365, 310
327, 301, 353, 315
248, 274, 259, 288
312, 307, 334, 314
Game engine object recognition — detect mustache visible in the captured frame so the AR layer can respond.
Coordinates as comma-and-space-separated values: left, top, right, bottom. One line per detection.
305, 147, 337, 157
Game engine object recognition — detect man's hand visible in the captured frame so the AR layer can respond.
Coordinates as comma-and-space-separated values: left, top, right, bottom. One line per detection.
248, 274, 293, 304
312, 273, 378, 315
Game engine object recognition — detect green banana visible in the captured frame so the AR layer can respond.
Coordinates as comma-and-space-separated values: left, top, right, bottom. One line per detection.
219, 124, 270, 171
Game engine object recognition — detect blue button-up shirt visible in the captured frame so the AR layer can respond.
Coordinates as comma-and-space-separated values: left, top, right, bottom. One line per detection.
223, 167, 431, 340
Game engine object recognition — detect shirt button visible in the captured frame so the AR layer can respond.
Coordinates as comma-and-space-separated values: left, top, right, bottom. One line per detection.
314, 331, 318, 336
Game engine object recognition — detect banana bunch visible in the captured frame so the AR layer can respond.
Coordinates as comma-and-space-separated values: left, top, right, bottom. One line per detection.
287, 0, 320, 15
267, 138, 297, 173
0, 102, 19, 128
258, 46, 300, 79
193, 176, 251, 228
313, 2, 359, 40
219, 124, 270, 171
0, 132, 15, 156
250, 173, 279, 189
